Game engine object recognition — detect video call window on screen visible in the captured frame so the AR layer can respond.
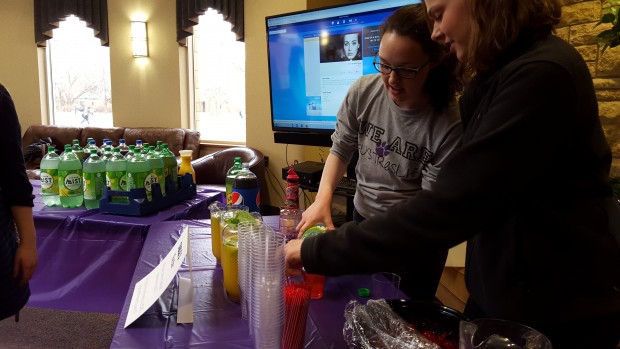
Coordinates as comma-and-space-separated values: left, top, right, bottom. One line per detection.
266, 0, 419, 142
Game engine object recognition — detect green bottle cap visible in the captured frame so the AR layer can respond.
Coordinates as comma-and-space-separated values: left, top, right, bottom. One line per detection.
358, 288, 370, 297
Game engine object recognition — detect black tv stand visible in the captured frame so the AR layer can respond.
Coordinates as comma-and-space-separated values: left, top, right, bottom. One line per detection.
291, 152, 358, 222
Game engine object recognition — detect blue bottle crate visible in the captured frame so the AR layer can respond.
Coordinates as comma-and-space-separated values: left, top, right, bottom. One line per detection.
99, 173, 197, 216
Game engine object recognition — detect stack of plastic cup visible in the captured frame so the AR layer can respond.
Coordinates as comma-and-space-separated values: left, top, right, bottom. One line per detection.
249, 224, 286, 348
237, 214, 263, 321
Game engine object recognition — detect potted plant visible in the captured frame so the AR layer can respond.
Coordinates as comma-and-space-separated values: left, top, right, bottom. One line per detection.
595, 0, 620, 54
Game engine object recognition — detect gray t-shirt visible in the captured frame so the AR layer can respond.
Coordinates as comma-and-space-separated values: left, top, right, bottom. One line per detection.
331, 74, 462, 218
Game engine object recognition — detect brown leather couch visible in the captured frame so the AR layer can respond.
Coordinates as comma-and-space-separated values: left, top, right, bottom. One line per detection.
191, 147, 271, 213
22, 125, 200, 169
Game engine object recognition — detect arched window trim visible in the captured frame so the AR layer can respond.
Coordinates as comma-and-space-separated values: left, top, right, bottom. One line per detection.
177, 0, 244, 45
34, 0, 109, 47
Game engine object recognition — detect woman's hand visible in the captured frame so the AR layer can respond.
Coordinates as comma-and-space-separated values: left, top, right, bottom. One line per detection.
11, 206, 38, 286
14, 243, 37, 286
284, 239, 304, 276
296, 199, 335, 237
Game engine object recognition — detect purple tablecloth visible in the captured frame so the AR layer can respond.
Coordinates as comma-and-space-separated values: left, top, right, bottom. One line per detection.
111, 217, 408, 348
28, 180, 224, 313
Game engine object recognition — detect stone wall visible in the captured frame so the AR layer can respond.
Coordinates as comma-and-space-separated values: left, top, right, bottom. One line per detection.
557, 0, 620, 176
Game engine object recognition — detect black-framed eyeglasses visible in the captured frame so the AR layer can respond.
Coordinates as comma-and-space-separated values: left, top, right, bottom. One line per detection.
372, 55, 430, 79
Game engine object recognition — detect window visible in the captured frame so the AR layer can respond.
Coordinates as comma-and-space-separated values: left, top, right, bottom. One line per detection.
47, 16, 113, 127
190, 9, 246, 143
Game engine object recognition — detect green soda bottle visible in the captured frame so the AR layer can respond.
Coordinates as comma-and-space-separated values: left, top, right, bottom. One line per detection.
225, 157, 243, 204
160, 143, 178, 192
71, 139, 85, 162
106, 148, 129, 203
58, 148, 83, 208
146, 145, 165, 197
154, 140, 163, 154
141, 143, 150, 155
83, 149, 106, 209
60, 144, 70, 156
40, 146, 60, 206
83, 139, 98, 162
101, 146, 113, 163
125, 145, 136, 161
126, 148, 151, 201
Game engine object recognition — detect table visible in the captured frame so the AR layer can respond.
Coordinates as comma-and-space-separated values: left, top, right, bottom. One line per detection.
28, 180, 224, 313
111, 217, 408, 348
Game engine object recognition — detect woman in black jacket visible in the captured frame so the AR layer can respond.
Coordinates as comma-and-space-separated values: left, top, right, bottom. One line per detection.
285, 0, 620, 348
0, 83, 38, 321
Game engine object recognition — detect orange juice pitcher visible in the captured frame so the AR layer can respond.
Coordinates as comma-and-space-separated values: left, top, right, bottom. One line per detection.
178, 149, 195, 183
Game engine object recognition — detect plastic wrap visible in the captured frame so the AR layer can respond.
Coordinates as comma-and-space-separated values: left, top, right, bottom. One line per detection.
343, 299, 441, 349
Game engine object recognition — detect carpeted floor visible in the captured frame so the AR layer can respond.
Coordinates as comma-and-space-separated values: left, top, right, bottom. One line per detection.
0, 307, 118, 349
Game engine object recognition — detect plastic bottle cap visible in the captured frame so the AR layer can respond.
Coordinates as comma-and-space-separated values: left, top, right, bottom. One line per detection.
358, 288, 370, 297
287, 165, 299, 180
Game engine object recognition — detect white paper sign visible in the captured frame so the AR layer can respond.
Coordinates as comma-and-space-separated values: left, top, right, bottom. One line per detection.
124, 225, 190, 328
177, 227, 194, 324
177, 277, 194, 323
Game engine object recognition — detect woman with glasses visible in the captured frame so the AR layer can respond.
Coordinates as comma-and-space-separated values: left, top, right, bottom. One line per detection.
296, 4, 462, 301
288, 0, 620, 347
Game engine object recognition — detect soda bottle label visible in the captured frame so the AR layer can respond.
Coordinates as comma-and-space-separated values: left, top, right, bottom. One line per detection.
144, 172, 159, 193
40, 169, 58, 193
83, 172, 105, 200
127, 171, 148, 190
285, 185, 299, 209
59, 170, 83, 197
231, 188, 260, 212
225, 176, 236, 205
151, 168, 165, 189
107, 171, 128, 191
226, 192, 233, 205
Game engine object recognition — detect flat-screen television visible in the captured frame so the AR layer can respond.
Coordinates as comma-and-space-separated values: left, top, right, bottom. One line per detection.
266, 0, 420, 147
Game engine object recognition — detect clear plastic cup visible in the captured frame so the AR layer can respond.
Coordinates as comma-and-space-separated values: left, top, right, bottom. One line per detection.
371, 272, 401, 300
208, 201, 226, 264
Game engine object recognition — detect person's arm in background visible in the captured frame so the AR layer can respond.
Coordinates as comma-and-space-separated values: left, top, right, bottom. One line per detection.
11, 206, 37, 285
421, 104, 463, 190
297, 153, 348, 234
296, 77, 364, 234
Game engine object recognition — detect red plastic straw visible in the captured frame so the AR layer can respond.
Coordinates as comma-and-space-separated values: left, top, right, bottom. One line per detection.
282, 280, 311, 349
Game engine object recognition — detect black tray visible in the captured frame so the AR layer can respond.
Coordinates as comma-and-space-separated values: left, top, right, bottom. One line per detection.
98, 173, 196, 216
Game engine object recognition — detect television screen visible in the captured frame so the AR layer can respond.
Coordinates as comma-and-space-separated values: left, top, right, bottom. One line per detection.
266, 0, 420, 147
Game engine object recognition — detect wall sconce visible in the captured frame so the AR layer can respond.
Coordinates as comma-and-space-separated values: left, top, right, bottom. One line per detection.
131, 21, 149, 57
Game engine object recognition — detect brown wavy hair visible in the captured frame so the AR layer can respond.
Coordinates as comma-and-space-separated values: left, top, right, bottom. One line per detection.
423, 0, 561, 75
381, 4, 461, 112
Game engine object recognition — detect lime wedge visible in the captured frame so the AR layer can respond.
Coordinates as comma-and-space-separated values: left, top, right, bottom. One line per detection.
302, 225, 326, 239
